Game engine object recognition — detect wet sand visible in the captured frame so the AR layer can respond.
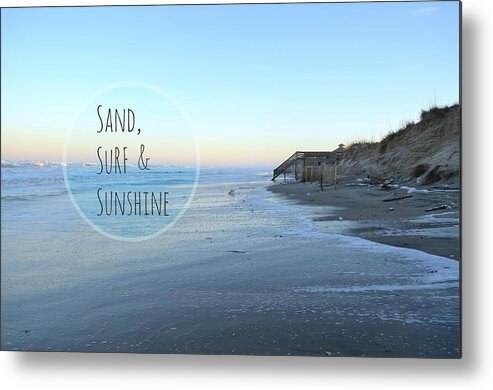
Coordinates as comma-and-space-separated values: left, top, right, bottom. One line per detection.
2, 174, 460, 357
268, 179, 460, 260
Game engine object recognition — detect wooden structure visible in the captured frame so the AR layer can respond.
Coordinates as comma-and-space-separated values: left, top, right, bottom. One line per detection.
272, 145, 345, 182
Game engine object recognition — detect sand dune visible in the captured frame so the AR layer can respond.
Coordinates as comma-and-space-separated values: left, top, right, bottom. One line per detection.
338, 105, 460, 187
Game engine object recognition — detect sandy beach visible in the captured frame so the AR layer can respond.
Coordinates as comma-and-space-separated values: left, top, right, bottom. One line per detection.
269, 178, 460, 260
1, 167, 460, 357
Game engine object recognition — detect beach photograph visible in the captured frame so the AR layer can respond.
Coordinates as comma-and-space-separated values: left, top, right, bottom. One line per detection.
1, 1, 460, 358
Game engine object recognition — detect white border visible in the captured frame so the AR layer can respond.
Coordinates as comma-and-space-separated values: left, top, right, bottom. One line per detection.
2, 1, 493, 390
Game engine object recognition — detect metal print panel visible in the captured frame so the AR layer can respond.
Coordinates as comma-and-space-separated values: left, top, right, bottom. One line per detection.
0, 1, 461, 357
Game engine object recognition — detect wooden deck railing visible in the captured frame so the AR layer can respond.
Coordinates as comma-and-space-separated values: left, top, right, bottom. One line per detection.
272, 151, 335, 181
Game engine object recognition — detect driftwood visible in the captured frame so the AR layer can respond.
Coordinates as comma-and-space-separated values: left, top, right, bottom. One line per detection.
425, 205, 448, 212
383, 195, 413, 202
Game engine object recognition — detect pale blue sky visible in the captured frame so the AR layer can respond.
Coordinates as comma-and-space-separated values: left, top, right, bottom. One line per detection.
1, 2, 460, 166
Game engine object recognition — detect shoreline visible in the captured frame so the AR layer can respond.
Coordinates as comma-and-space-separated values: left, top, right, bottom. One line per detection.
2, 171, 460, 357
268, 178, 460, 260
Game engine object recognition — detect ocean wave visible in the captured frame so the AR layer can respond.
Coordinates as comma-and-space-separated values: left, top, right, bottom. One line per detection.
1, 190, 68, 201
1, 177, 66, 191
1, 160, 67, 169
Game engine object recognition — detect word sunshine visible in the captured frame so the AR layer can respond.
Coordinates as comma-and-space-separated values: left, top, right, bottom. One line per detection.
97, 189, 169, 216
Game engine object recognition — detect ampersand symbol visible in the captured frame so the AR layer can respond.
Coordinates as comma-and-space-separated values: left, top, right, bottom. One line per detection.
138, 144, 150, 170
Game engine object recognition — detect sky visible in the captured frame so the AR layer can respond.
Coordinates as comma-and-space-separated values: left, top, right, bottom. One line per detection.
1, 1, 460, 167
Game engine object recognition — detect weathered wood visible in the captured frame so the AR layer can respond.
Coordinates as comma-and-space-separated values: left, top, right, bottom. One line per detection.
425, 205, 448, 212
333, 163, 337, 190
383, 195, 413, 202
272, 151, 336, 181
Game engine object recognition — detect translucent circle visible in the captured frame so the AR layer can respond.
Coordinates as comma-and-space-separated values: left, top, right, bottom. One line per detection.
63, 83, 200, 241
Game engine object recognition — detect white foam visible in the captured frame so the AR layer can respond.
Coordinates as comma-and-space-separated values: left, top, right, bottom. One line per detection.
407, 212, 459, 225
301, 281, 458, 293
400, 185, 459, 194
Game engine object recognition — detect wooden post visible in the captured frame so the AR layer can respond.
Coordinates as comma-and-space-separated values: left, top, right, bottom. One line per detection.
333, 162, 337, 190
320, 164, 324, 191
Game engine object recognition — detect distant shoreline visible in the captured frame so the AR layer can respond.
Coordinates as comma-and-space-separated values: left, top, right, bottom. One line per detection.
268, 178, 460, 260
